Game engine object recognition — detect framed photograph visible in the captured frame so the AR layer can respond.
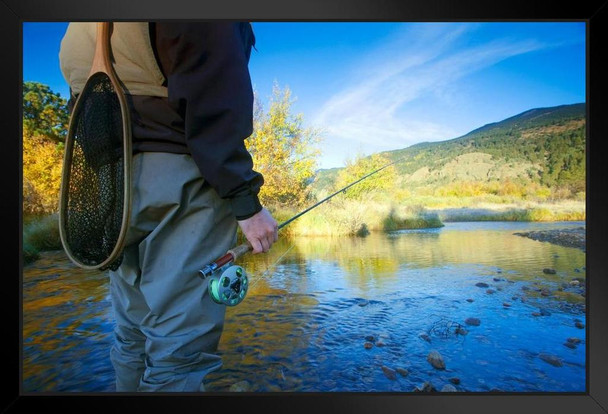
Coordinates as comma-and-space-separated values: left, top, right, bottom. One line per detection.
7, 0, 608, 413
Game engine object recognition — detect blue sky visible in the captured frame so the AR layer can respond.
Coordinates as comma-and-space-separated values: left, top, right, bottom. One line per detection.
23, 22, 585, 169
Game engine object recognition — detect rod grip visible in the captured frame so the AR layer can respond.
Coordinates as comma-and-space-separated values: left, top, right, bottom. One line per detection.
227, 243, 252, 261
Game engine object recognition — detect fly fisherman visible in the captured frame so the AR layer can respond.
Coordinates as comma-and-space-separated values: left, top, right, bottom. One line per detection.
59, 22, 278, 392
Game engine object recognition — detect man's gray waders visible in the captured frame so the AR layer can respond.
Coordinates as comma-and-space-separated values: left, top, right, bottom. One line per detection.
109, 152, 237, 392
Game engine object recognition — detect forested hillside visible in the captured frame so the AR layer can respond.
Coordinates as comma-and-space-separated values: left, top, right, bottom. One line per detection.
315, 103, 586, 199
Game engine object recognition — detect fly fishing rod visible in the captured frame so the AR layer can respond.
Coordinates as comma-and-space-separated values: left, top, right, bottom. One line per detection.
199, 156, 403, 306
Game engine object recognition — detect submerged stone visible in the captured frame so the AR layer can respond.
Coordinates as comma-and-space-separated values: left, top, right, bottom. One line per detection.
465, 317, 481, 326
543, 268, 557, 275
381, 366, 397, 380
475, 282, 489, 288
414, 381, 436, 392
539, 353, 563, 367
395, 368, 409, 377
427, 350, 446, 370
455, 327, 468, 336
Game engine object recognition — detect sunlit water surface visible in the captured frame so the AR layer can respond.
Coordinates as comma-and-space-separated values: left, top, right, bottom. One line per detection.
23, 221, 586, 393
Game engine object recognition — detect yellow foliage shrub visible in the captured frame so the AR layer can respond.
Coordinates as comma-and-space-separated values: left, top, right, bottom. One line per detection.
247, 84, 321, 207
23, 134, 63, 216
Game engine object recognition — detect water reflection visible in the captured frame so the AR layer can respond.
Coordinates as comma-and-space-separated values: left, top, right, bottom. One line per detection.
23, 222, 586, 393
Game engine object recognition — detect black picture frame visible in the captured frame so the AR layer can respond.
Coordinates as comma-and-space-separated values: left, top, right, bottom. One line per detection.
5, 0, 607, 413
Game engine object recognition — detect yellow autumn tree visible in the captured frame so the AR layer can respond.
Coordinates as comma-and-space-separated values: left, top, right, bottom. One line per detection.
23, 134, 64, 216
247, 83, 322, 207
23, 82, 69, 216
333, 153, 397, 200
22, 82, 69, 216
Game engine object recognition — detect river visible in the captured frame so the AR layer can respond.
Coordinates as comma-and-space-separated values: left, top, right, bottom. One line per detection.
22, 221, 586, 393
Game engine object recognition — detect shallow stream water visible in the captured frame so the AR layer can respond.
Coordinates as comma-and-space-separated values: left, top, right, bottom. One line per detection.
22, 221, 586, 393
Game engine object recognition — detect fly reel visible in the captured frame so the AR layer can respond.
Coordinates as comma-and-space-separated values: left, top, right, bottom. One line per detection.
203, 265, 248, 306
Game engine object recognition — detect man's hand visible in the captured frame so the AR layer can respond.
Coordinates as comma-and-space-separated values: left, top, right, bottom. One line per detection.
237, 208, 278, 254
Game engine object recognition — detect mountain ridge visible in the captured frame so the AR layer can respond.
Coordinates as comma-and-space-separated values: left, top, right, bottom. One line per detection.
313, 103, 586, 195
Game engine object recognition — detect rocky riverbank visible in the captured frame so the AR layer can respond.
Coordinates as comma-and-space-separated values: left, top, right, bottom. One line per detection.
514, 227, 585, 251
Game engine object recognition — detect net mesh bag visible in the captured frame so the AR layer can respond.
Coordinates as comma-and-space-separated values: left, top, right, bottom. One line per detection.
62, 72, 126, 271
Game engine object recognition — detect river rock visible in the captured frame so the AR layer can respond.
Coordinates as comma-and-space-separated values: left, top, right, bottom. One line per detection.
376, 341, 386, 347
531, 312, 542, 317
540, 289, 551, 297
365, 335, 375, 342
358, 300, 369, 307
449, 377, 461, 385
381, 366, 397, 380
567, 337, 582, 344
466, 298, 474, 303
419, 333, 432, 343
539, 308, 552, 316
364, 342, 373, 349
569, 280, 580, 286
427, 350, 446, 370
564, 342, 577, 349
455, 327, 468, 336
575, 321, 585, 329
539, 353, 563, 367
414, 382, 436, 392
441, 384, 458, 392
475, 282, 489, 288
395, 368, 409, 377
465, 317, 481, 326
486, 289, 496, 294
543, 268, 557, 275
503, 302, 511, 308
229, 380, 251, 392
493, 277, 503, 282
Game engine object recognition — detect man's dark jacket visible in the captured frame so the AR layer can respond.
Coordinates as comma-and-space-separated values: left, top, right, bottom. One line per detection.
68, 22, 263, 220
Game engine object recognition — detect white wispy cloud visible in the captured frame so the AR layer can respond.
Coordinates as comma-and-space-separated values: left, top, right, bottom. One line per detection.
313, 23, 548, 152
